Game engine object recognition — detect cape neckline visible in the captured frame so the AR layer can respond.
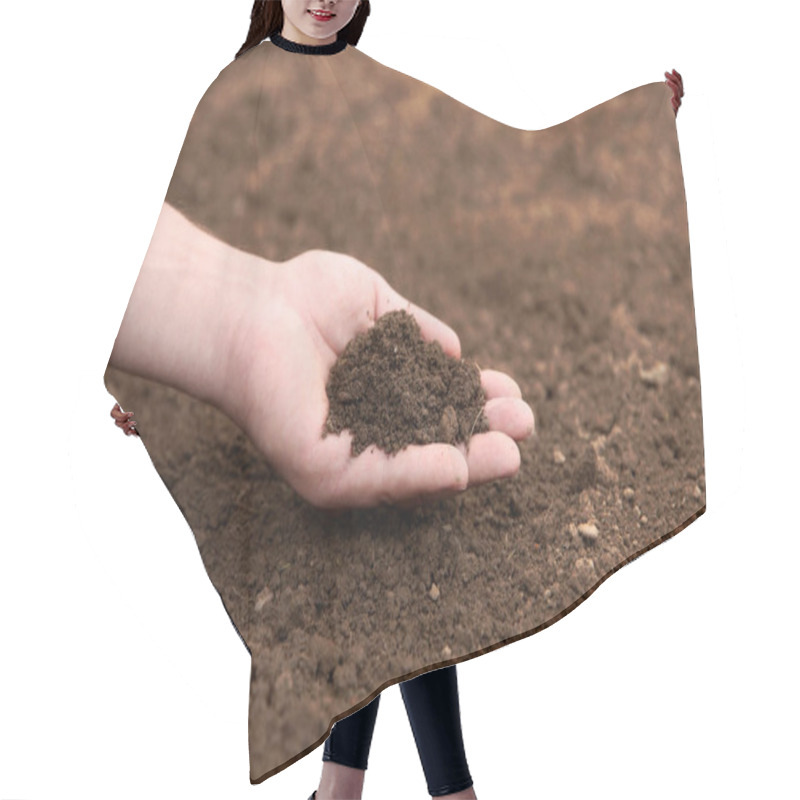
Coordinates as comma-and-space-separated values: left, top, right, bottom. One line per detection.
269, 31, 348, 56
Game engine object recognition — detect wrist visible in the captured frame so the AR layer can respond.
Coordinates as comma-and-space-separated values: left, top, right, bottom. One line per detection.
213, 251, 287, 432
110, 203, 280, 415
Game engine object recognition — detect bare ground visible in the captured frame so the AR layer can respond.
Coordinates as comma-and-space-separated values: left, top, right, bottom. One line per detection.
105, 42, 705, 782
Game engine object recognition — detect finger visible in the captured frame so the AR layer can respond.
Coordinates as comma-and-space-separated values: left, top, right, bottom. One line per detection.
480, 369, 522, 400
336, 443, 469, 508
483, 397, 535, 441
111, 408, 135, 426
372, 277, 461, 359
408, 303, 461, 359
464, 431, 522, 485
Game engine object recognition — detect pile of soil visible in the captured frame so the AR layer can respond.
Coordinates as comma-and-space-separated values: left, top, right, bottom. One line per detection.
325, 310, 489, 455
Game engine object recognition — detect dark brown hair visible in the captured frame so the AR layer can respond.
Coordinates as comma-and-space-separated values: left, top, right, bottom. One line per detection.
236, 1, 371, 59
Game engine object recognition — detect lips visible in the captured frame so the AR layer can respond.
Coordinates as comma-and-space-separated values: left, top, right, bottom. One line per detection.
308, 9, 335, 20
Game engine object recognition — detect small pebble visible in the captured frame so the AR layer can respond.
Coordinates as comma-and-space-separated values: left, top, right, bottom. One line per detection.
255, 585, 274, 611
693, 484, 702, 498
578, 522, 599, 542
567, 522, 579, 543
553, 448, 566, 464
441, 645, 452, 659
573, 557, 596, 580
429, 582, 440, 601
640, 514, 649, 523
591, 435, 607, 454
275, 669, 294, 692
639, 362, 669, 387
622, 487, 635, 502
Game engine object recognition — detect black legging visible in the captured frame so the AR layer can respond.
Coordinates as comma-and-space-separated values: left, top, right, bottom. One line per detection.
323, 665, 473, 797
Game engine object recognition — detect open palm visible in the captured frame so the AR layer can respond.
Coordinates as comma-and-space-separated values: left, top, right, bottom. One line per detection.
233, 249, 535, 509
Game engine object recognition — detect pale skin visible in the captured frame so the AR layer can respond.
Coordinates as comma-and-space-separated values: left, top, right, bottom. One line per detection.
280, 0, 362, 46
109, 201, 534, 511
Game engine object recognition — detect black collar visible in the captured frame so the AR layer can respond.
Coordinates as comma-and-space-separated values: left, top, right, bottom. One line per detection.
270, 31, 348, 55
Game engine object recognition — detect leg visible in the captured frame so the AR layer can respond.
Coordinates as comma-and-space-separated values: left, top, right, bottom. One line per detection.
316, 695, 381, 800
400, 665, 476, 798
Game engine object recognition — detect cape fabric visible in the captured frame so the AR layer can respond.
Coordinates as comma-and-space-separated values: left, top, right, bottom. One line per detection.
105, 35, 705, 782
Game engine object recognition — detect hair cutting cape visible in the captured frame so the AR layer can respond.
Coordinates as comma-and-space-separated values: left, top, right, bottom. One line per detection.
105, 36, 705, 783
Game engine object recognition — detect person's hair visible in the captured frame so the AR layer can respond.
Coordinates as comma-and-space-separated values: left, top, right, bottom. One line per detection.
236, 1, 371, 59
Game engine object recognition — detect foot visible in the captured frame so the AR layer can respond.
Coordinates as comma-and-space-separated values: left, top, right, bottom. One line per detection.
316, 762, 365, 800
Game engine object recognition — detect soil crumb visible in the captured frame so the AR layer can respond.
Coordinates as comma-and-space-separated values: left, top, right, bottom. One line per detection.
325, 310, 489, 456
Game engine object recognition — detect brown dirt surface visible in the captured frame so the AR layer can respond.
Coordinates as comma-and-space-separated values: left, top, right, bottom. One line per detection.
105, 42, 705, 782
325, 309, 489, 455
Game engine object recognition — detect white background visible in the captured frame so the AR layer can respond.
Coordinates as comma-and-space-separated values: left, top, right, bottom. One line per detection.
1, 1, 797, 798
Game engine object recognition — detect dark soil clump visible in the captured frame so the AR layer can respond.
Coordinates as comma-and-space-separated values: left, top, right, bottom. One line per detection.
325, 310, 489, 455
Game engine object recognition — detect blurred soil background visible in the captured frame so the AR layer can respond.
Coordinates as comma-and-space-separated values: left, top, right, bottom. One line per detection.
106, 42, 704, 781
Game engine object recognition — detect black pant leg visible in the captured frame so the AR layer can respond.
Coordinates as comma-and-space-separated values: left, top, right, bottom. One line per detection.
400, 665, 474, 797
322, 694, 381, 771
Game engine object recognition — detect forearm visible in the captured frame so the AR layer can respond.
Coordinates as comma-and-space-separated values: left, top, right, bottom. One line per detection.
109, 202, 277, 412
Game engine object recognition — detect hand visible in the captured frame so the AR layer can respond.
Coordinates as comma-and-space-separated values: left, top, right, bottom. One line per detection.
110, 204, 534, 510
228, 249, 535, 509
110, 402, 139, 436
665, 68, 684, 116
